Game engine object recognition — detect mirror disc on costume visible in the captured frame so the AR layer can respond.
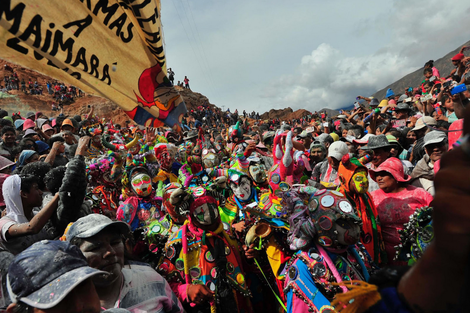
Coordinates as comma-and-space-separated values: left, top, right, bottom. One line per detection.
225, 246, 231, 256
362, 233, 372, 244
338, 201, 353, 214
151, 225, 161, 233
236, 273, 245, 285
202, 176, 209, 183
171, 225, 179, 233
223, 222, 230, 231
175, 258, 185, 270
166, 246, 176, 259
202, 149, 208, 156
312, 263, 327, 277
194, 187, 205, 197
205, 251, 215, 262
211, 267, 218, 279
331, 190, 344, 197
92, 195, 99, 200
271, 173, 281, 184
288, 266, 298, 280
279, 182, 290, 191
319, 216, 333, 230
318, 236, 333, 247
206, 281, 216, 292
274, 189, 283, 197
320, 195, 335, 208
190, 267, 201, 279
320, 306, 336, 313
314, 189, 326, 196
308, 250, 323, 262
231, 174, 240, 182
308, 199, 319, 212
226, 262, 235, 274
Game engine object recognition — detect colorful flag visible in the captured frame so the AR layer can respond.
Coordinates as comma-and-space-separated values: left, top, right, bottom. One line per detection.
0, 0, 186, 131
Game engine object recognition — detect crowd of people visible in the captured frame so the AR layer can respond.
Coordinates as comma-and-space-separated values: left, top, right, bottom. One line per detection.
0, 48, 468, 313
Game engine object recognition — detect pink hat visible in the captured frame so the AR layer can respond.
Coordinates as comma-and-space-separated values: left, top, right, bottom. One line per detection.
23, 119, 35, 130
42, 124, 53, 132
369, 157, 410, 183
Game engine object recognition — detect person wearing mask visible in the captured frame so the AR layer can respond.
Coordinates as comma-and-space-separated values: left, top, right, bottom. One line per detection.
411, 131, 447, 196
369, 157, 433, 265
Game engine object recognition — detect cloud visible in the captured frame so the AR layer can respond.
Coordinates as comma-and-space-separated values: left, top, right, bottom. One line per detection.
263, 0, 470, 112
263, 43, 415, 111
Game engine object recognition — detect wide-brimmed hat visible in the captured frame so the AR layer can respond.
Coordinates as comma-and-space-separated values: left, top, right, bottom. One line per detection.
395, 102, 411, 111
412, 116, 437, 131
369, 157, 411, 183
183, 129, 198, 140
359, 134, 393, 150
423, 131, 447, 147
352, 133, 375, 145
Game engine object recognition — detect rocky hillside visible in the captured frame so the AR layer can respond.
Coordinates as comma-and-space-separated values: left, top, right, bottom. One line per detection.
371, 40, 470, 100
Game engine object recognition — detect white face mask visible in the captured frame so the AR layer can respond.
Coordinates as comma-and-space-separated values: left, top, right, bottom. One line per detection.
192, 203, 219, 225
230, 176, 252, 201
131, 173, 152, 197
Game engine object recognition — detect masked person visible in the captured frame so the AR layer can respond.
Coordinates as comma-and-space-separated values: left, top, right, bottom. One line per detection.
338, 155, 386, 265
280, 187, 372, 312
116, 152, 162, 231
160, 186, 253, 313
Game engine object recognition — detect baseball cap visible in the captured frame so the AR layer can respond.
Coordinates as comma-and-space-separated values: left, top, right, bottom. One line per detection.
297, 130, 312, 139
26, 111, 35, 119
65, 214, 130, 242
452, 53, 465, 61
330, 133, 339, 142
412, 116, 437, 131
423, 131, 447, 147
352, 133, 375, 145
340, 135, 356, 143
7, 240, 105, 309
328, 141, 349, 161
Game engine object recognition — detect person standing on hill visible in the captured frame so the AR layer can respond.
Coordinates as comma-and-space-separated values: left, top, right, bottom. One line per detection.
184, 76, 190, 89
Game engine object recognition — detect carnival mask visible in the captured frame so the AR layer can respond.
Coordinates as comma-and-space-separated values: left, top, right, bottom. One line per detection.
157, 151, 172, 171
249, 164, 267, 184
202, 152, 219, 168
230, 175, 252, 201
333, 218, 361, 248
192, 202, 219, 225
351, 170, 369, 194
131, 173, 152, 197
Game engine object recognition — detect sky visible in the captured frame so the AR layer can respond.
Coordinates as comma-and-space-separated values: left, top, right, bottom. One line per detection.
161, 0, 470, 114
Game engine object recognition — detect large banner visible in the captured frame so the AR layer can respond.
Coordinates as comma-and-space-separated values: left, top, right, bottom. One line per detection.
0, 0, 186, 131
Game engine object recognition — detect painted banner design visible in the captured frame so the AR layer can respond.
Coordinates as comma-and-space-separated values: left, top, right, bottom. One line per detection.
0, 0, 186, 131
